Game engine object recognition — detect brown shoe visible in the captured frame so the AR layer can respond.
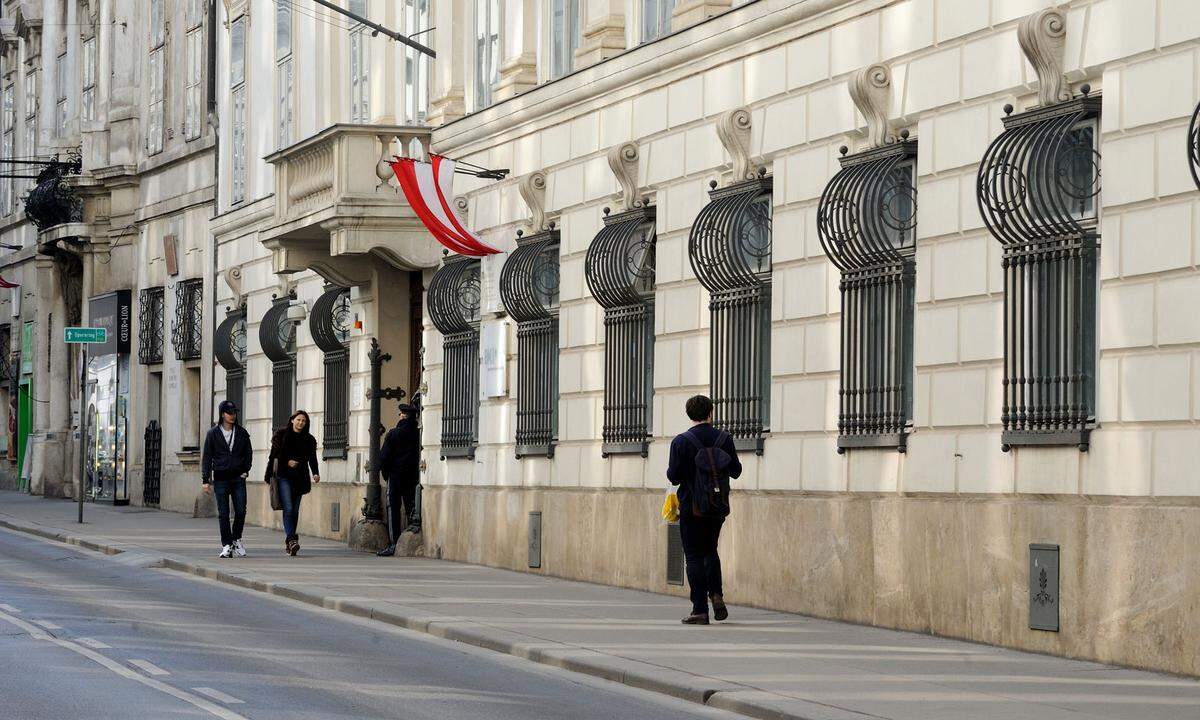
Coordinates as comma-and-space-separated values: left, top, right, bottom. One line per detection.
711, 594, 728, 622
681, 613, 710, 625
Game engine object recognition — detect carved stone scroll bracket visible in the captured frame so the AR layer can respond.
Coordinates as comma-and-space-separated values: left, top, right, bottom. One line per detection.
1018, 8, 1070, 106
223, 266, 244, 309
454, 196, 470, 223
716, 107, 754, 184
518, 171, 548, 234
849, 63, 894, 148
607, 142, 643, 211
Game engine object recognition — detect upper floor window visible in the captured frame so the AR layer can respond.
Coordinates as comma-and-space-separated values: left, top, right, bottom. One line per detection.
81, 37, 97, 123
148, 0, 167, 154
1, 85, 13, 217
402, 0, 430, 124
474, 0, 499, 110
550, 0, 580, 80
55, 52, 67, 135
349, 0, 370, 123
642, 0, 675, 43
276, 1, 294, 146
184, 0, 205, 141
23, 65, 36, 161
230, 17, 247, 204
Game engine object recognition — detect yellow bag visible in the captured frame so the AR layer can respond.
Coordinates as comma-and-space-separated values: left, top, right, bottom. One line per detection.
661, 488, 680, 523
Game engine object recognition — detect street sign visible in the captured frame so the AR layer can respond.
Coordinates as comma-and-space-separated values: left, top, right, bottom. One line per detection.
65, 327, 107, 344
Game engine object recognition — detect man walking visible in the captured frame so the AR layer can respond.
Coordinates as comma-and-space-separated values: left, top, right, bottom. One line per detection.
201, 400, 253, 558
376, 403, 421, 557
666, 395, 741, 624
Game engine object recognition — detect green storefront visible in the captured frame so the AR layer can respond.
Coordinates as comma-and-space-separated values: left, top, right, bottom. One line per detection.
17, 320, 33, 489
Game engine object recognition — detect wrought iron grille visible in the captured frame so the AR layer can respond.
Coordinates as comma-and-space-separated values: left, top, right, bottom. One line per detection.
977, 92, 1100, 451
260, 299, 297, 431
0, 326, 11, 385
585, 206, 656, 456
817, 139, 917, 452
499, 230, 560, 458
688, 176, 772, 454
215, 309, 247, 413
310, 286, 352, 459
143, 420, 162, 507
428, 257, 482, 459
171, 279, 203, 361
138, 287, 165, 365
1190, 99, 1200, 191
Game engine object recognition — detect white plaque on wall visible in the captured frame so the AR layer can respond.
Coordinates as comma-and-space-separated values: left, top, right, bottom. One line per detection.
481, 321, 507, 398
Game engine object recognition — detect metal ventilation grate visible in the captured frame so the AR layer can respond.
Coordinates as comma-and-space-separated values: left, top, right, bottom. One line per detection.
1029, 543, 1060, 632
666, 523, 684, 586
528, 511, 542, 568
330, 502, 341, 534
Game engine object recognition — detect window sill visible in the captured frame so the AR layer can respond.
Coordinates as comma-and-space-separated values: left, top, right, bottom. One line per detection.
322, 445, 348, 461
440, 445, 476, 461
1002, 429, 1090, 452
602, 441, 648, 458
732, 436, 764, 456
515, 442, 555, 460
838, 432, 909, 454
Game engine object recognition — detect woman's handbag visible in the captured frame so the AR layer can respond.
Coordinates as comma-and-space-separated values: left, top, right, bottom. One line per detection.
269, 458, 283, 511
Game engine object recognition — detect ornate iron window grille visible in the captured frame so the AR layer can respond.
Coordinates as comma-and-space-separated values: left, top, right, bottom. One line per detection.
688, 175, 772, 455
260, 298, 297, 431
499, 229, 560, 459
585, 205, 656, 457
310, 286, 352, 459
138, 287, 165, 365
215, 308, 247, 415
817, 138, 917, 453
429, 256, 482, 459
977, 92, 1101, 451
1189, 99, 1200, 191
171, 279, 204, 361
0, 326, 11, 386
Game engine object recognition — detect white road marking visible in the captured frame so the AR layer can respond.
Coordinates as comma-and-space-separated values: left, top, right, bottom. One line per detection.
0, 608, 248, 720
192, 688, 245, 705
77, 637, 111, 649
32, 620, 61, 630
0, 604, 20, 613
129, 659, 170, 676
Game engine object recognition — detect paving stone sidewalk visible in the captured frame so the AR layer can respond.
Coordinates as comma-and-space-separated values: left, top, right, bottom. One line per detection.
1, 491, 1197, 720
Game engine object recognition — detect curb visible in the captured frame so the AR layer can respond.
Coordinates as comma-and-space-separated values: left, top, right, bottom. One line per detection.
0, 515, 819, 720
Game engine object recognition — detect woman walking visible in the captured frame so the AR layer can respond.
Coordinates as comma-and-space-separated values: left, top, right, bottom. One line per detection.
264, 410, 319, 556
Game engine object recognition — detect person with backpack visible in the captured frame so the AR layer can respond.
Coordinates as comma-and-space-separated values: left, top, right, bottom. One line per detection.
201, 400, 253, 558
666, 395, 742, 625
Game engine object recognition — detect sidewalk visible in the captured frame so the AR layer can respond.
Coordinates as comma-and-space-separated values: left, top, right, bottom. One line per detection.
1, 491, 1197, 720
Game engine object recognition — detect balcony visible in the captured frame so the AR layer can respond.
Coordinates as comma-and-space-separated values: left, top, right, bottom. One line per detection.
261, 124, 443, 286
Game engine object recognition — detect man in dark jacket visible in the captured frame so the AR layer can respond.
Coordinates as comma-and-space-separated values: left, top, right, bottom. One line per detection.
666, 395, 741, 625
201, 400, 253, 558
376, 403, 421, 557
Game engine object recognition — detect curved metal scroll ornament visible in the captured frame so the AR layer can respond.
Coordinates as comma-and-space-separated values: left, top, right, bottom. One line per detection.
585, 207, 656, 309
310, 286, 352, 352
1189, 100, 1200, 191
688, 176, 773, 293
977, 96, 1101, 246
428, 257, 482, 335
214, 310, 248, 371
23, 156, 83, 231
258, 299, 296, 362
817, 138, 917, 271
500, 233, 561, 322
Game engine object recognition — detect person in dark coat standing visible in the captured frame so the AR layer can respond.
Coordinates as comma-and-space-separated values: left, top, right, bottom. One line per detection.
263, 410, 319, 556
376, 403, 421, 557
666, 395, 742, 625
201, 401, 254, 558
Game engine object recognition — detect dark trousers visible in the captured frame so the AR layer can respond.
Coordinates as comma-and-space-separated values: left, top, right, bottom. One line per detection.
213, 474, 247, 547
386, 477, 417, 543
276, 476, 302, 541
679, 511, 724, 615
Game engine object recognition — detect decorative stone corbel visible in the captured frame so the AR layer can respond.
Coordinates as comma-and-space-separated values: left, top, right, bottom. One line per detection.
518, 171, 548, 234
1018, 8, 1070, 106
849, 63, 893, 148
222, 266, 244, 309
606, 142, 643, 211
716, 107, 754, 184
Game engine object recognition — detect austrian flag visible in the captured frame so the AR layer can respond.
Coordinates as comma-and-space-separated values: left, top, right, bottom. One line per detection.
390, 154, 502, 257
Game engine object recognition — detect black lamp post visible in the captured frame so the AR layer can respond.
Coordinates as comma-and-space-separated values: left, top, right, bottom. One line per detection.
348, 338, 405, 552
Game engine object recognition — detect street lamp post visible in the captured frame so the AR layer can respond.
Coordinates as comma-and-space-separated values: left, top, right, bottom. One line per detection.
348, 338, 405, 552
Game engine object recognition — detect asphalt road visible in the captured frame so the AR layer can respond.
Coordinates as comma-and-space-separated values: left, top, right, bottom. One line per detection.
0, 528, 743, 720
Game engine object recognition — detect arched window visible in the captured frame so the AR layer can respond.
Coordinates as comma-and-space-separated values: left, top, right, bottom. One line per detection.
214, 309, 247, 414
817, 137, 917, 452
428, 257, 482, 459
500, 230, 560, 458
977, 91, 1100, 451
259, 298, 297, 431
585, 206, 655, 456
310, 286, 352, 458
688, 176, 772, 454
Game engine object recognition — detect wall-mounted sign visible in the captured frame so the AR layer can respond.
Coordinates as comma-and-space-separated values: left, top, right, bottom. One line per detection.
88, 290, 132, 356
481, 321, 507, 398
163, 234, 179, 276
64, 327, 108, 344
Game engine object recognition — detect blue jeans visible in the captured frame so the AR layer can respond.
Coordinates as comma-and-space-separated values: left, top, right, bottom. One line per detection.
277, 476, 302, 541
213, 474, 247, 547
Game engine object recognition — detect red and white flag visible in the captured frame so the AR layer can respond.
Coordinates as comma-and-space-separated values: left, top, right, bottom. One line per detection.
390, 154, 501, 257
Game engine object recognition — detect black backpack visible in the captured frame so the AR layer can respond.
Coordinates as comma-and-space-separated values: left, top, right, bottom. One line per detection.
682, 430, 733, 518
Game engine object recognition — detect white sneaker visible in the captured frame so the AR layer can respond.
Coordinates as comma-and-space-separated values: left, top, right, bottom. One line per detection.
232, 540, 247, 558
219, 544, 233, 558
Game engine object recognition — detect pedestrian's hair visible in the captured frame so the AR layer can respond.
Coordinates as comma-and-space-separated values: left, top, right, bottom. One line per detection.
271, 409, 312, 451
685, 395, 714, 422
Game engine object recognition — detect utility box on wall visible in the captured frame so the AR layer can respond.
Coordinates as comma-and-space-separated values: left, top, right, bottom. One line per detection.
1029, 544, 1060, 632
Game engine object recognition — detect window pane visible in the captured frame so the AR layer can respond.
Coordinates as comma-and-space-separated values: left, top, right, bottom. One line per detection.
276, 3, 291, 60
349, 0, 367, 16
231, 19, 245, 87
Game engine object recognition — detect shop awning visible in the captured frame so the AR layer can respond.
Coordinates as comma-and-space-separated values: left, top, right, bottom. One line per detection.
389, 155, 501, 257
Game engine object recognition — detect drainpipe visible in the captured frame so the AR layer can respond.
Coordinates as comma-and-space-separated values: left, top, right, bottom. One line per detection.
206, 0, 220, 429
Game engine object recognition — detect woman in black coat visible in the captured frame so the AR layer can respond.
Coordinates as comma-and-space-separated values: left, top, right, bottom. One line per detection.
264, 410, 319, 556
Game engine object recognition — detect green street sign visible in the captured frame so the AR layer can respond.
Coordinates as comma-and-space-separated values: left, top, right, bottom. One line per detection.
64, 327, 108, 344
